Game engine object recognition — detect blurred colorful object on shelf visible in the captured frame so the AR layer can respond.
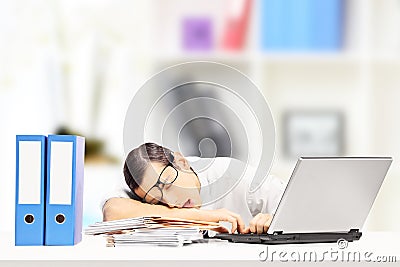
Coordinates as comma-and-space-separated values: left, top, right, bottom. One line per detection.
221, 0, 253, 51
182, 17, 214, 51
260, 0, 344, 51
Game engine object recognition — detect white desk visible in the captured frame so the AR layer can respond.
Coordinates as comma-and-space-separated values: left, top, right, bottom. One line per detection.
1, 231, 399, 263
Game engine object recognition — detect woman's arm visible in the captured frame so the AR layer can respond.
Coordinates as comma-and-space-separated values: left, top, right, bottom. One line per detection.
103, 197, 245, 233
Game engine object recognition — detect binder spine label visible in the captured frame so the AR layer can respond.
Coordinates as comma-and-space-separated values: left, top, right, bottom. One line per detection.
49, 142, 73, 205
18, 141, 42, 205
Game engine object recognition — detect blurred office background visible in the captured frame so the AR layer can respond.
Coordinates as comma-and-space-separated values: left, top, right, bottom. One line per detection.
0, 0, 400, 232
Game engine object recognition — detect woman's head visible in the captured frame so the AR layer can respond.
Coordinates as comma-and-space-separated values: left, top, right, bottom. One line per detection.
124, 143, 201, 208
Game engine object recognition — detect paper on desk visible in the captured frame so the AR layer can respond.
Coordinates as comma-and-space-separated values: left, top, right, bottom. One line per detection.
150, 217, 220, 225
85, 216, 229, 235
84, 217, 159, 235
146, 217, 229, 233
105, 227, 204, 247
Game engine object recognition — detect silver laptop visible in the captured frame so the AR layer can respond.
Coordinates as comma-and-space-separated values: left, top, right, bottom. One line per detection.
215, 157, 392, 244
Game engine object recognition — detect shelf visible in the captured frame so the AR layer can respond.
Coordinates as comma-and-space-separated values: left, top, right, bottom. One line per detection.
260, 52, 360, 64
152, 51, 361, 66
371, 55, 400, 65
153, 51, 254, 63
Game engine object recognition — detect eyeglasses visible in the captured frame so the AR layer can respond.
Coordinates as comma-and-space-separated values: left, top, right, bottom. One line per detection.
142, 162, 179, 204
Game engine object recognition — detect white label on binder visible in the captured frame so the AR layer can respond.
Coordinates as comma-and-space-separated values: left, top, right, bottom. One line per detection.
49, 142, 73, 205
18, 141, 42, 204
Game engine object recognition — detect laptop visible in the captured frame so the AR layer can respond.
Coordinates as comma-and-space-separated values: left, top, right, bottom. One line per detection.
214, 157, 392, 245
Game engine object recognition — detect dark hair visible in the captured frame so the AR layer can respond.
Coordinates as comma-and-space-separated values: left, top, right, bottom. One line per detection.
124, 143, 174, 200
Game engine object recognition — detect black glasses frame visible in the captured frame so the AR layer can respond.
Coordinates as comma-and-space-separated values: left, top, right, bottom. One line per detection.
142, 162, 178, 204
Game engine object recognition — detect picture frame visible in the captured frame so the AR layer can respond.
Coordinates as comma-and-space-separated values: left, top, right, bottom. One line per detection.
283, 110, 345, 158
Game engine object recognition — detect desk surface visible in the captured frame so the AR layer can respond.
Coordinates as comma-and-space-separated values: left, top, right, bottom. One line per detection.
1, 231, 399, 261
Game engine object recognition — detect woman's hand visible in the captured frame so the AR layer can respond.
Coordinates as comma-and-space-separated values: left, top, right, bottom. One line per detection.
197, 208, 246, 234
243, 213, 273, 234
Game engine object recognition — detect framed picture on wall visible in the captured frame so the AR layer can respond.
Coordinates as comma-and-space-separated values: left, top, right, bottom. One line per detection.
283, 110, 345, 158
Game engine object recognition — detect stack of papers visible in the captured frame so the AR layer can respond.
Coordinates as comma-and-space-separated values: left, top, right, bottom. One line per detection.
84, 217, 154, 235
147, 217, 230, 233
85, 216, 229, 247
106, 227, 204, 247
